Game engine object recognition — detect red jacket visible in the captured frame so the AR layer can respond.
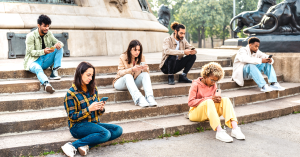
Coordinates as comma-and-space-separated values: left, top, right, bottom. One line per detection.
188, 77, 217, 107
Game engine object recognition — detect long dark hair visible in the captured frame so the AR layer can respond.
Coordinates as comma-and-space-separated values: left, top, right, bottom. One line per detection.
126, 40, 143, 65
74, 62, 96, 95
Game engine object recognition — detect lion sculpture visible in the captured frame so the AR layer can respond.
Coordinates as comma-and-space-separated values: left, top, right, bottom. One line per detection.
230, 0, 277, 38
244, 0, 300, 34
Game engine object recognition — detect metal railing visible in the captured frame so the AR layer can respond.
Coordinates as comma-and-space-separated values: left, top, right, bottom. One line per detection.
0, 0, 76, 5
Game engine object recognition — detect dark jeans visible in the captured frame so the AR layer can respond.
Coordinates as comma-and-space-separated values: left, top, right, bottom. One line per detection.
161, 55, 196, 74
70, 122, 123, 149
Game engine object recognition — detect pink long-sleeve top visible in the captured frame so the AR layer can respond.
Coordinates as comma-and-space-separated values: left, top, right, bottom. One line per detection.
188, 77, 217, 107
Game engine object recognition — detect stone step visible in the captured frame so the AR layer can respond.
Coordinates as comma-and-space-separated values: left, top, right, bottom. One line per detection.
0, 75, 283, 112
0, 82, 298, 135
0, 59, 231, 80
0, 67, 233, 94
1, 94, 300, 157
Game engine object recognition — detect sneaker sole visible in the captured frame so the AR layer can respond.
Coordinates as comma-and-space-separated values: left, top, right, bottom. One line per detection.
78, 147, 87, 156
50, 77, 61, 80
216, 137, 233, 143
231, 133, 246, 140
61, 146, 74, 157
45, 86, 55, 94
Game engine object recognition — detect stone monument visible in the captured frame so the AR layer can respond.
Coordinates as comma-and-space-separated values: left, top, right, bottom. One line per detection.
225, 0, 300, 83
0, 0, 169, 59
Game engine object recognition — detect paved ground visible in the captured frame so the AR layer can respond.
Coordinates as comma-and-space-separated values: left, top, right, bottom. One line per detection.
46, 113, 300, 157
0, 48, 238, 71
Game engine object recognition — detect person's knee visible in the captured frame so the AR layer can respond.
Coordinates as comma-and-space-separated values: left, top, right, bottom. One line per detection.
124, 74, 134, 80
30, 64, 44, 73
113, 126, 123, 138
140, 72, 150, 77
189, 54, 196, 61
206, 99, 215, 106
96, 130, 111, 143
56, 48, 64, 54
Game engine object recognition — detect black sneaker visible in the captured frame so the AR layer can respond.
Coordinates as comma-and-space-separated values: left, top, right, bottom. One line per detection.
44, 81, 55, 94
168, 75, 175, 85
178, 74, 192, 83
50, 68, 61, 80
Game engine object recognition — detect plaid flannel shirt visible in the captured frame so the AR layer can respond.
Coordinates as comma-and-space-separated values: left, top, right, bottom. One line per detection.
64, 84, 105, 128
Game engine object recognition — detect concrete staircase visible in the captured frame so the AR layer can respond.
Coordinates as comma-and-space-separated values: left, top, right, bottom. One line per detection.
1, 56, 300, 157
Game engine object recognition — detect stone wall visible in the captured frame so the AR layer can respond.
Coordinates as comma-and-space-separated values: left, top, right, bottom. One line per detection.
0, 0, 169, 59
268, 53, 300, 83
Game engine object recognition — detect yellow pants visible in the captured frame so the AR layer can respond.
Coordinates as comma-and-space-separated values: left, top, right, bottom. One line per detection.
189, 97, 237, 131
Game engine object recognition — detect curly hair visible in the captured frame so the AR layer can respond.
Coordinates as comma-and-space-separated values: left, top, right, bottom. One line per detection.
201, 62, 225, 81
37, 14, 51, 25
170, 21, 185, 31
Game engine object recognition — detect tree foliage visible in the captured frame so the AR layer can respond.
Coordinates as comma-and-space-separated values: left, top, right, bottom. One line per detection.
147, 0, 285, 48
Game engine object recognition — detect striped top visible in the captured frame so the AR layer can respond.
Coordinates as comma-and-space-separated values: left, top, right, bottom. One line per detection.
64, 84, 105, 128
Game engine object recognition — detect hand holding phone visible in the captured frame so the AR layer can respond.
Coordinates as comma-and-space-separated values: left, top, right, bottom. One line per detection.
50, 46, 56, 50
268, 55, 273, 59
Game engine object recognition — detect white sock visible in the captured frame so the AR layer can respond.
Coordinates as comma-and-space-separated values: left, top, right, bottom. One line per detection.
231, 121, 238, 130
216, 125, 223, 132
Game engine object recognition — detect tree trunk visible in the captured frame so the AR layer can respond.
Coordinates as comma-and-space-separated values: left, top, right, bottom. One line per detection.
197, 27, 202, 48
202, 27, 205, 48
211, 36, 214, 48
222, 25, 226, 45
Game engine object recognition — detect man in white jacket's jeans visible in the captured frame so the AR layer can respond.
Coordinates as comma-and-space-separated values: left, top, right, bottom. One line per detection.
232, 37, 285, 92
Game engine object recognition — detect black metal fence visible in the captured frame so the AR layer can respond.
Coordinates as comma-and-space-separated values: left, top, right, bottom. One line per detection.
0, 0, 75, 5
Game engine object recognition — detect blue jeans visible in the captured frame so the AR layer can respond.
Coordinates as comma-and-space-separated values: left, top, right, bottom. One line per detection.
29, 48, 63, 84
243, 63, 277, 88
114, 72, 154, 104
70, 122, 123, 149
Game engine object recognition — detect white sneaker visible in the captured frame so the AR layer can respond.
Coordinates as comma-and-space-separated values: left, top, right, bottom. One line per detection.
78, 145, 89, 156
61, 142, 77, 157
50, 68, 61, 80
136, 96, 149, 108
146, 95, 157, 107
260, 84, 273, 92
270, 82, 285, 91
44, 82, 55, 94
216, 130, 233, 143
231, 126, 245, 140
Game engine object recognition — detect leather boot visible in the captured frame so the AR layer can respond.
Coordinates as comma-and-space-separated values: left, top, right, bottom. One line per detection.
178, 73, 192, 83
168, 75, 175, 85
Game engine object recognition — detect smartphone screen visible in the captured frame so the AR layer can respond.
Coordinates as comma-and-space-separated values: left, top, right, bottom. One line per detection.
140, 62, 145, 66
268, 55, 273, 59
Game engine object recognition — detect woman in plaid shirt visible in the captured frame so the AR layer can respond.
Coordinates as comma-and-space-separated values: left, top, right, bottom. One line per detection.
61, 62, 123, 157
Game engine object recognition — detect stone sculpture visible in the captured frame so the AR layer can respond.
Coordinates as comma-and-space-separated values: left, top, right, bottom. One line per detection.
110, 0, 128, 12
157, 4, 171, 28
138, 0, 149, 12
244, 0, 300, 34
230, 0, 276, 38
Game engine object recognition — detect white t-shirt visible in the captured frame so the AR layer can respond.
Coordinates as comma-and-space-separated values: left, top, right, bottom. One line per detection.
175, 39, 180, 60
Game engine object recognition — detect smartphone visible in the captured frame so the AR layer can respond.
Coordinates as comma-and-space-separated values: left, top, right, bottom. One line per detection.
215, 89, 221, 96
140, 62, 145, 66
100, 97, 108, 102
50, 46, 56, 50
268, 55, 273, 59
191, 48, 195, 50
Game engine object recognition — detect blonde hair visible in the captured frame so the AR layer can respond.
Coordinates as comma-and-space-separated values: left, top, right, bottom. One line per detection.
201, 62, 225, 81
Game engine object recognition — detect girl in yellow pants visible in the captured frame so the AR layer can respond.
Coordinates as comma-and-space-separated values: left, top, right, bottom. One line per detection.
188, 62, 245, 142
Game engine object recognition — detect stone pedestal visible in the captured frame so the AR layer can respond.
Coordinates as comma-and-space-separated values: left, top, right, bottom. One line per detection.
243, 35, 300, 52
0, 0, 169, 59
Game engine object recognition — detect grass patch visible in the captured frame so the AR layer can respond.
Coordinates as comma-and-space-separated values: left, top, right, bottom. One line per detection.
293, 111, 300, 114
173, 131, 180, 136
158, 133, 171, 139
197, 127, 204, 132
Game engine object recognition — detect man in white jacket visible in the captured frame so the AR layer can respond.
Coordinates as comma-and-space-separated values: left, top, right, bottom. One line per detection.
232, 37, 285, 92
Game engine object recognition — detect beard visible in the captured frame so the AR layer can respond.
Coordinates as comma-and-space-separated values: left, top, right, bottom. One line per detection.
176, 32, 184, 41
